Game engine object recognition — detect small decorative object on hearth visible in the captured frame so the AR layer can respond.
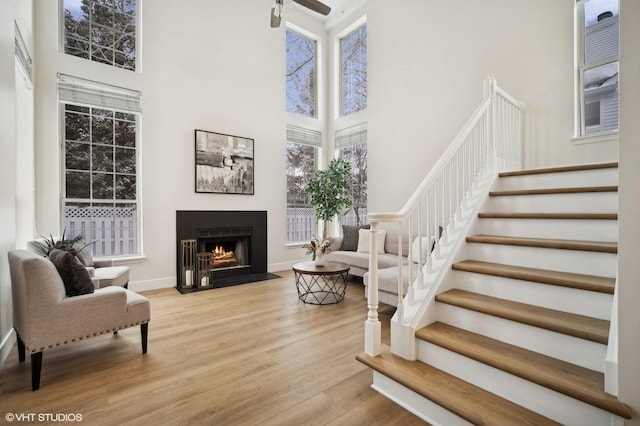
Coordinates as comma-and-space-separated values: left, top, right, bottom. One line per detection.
181, 239, 197, 288
303, 237, 332, 266
197, 252, 212, 288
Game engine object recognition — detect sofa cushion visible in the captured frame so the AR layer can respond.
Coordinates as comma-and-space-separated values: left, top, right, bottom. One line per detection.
341, 224, 370, 251
357, 229, 386, 254
94, 266, 129, 288
383, 232, 411, 256
49, 249, 95, 297
325, 251, 405, 272
363, 264, 422, 296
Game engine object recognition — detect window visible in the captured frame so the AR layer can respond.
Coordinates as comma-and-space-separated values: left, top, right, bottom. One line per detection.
59, 75, 141, 257
286, 126, 321, 242
576, 0, 619, 136
340, 23, 367, 116
286, 29, 317, 117
336, 123, 367, 226
63, 0, 137, 70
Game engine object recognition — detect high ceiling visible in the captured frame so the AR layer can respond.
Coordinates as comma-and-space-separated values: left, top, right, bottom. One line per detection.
291, 0, 359, 23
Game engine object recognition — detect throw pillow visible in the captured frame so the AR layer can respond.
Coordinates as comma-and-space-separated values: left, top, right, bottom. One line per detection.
341, 224, 370, 251
411, 236, 431, 264
49, 249, 95, 297
356, 229, 386, 254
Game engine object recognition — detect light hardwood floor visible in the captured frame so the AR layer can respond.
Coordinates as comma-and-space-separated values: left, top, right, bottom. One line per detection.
0, 270, 426, 425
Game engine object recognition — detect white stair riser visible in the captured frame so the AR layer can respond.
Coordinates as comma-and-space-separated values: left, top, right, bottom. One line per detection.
466, 243, 617, 277
484, 192, 617, 213
495, 168, 618, 191
452, 270, 613, 320
474, 218, 617, 242
417, 340, 619, 426
372, 372, 472, 426
435, 302, 607, 372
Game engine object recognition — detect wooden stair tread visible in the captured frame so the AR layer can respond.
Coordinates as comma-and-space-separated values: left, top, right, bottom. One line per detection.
466, 234, 617, 253
452, 260, 615, 294
490, 186, 618, 196
499, 162, 618, 177
478, 212, 618, 220
415, 322, 632, 419
356, 348, 561, 426
435, 289, 610, 344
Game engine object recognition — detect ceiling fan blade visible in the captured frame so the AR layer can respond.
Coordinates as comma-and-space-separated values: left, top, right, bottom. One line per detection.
292, 0, 331, 16
270, 7, 282, 27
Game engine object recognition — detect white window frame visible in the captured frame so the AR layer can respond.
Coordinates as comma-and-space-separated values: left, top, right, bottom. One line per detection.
335, 122, 368, 227
573, 0, 619, 144
286, 125, 322, 244
60, 0, 140, 72
285, 23, 323, 122
58, 74, 142, 259
334, 15, 367, 120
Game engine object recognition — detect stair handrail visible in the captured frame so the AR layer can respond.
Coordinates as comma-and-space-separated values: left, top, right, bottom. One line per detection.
364, 75, 525, 357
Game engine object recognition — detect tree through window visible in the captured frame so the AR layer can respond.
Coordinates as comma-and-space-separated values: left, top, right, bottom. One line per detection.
341, 23, 367, 116
63, 0, 136, 70
286, 29, 317, 117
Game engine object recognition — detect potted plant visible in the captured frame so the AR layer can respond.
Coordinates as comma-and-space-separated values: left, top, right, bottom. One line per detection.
306, 157, 353, 242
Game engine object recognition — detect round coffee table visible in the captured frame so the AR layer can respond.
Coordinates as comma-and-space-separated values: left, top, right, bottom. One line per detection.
292, 261, 350, 305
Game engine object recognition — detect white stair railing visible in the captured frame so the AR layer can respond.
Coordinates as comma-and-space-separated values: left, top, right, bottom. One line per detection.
364, 75, 525, 357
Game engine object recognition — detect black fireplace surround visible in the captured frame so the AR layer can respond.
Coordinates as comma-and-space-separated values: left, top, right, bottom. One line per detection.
176, 210, 268, 292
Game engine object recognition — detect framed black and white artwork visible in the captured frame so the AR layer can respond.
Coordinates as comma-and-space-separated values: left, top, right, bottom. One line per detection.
195, 129, 254, 195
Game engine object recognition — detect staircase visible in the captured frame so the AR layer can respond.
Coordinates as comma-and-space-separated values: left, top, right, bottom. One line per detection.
357, 162, 632, 425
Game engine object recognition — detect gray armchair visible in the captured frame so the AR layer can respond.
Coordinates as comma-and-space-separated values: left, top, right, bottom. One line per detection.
8, 249, 150, 390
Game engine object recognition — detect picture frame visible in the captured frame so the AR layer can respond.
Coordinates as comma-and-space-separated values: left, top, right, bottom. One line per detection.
195, 129, 254, 194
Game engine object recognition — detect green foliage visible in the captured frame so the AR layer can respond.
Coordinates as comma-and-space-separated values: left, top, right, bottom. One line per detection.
306, 158, 353, 240
31, 229, 89, 257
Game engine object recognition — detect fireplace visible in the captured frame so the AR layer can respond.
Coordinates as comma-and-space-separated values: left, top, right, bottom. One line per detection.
176, 211, 268, 292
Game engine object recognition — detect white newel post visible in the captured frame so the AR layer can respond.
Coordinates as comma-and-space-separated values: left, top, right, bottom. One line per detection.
364, 221, 381, 356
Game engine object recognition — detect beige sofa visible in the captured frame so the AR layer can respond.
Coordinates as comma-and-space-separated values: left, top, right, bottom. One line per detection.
325, 230, 428, 306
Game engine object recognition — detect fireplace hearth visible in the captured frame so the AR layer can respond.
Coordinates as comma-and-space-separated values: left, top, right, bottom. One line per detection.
176, 211, 269, 292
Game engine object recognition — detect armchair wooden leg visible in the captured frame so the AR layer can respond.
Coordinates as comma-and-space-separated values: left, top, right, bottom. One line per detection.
16, 332, 25, 363
31, 352, 43, 391
141, 323, 148, 354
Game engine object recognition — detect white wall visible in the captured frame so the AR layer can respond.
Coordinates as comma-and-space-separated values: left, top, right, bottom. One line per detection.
0, 0, 17, 364
0, 0, 34, 365
617, 0, 640, 421
33, 0, 327, 290
365, 0, 618, 213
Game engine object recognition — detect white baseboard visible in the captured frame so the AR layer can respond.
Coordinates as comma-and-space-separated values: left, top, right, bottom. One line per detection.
128, 276, 176, 292
269, 261, 302, 273
0, 329, 16, 366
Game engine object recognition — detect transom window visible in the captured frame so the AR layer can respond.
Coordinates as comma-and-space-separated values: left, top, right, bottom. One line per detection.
286, 29, 317, 118
340, 23, 367, 116
63, 0, 137, 70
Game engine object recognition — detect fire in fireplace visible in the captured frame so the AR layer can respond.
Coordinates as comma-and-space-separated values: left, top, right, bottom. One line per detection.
199, 235, 250, 270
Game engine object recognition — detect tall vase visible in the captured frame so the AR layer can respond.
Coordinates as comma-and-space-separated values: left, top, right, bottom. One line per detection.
315, 254, 325, 266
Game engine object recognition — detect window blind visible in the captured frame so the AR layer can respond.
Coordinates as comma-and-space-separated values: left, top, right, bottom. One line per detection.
286, 125, 322, 147
58, 73, 142, 113
335, 122, 367, 149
